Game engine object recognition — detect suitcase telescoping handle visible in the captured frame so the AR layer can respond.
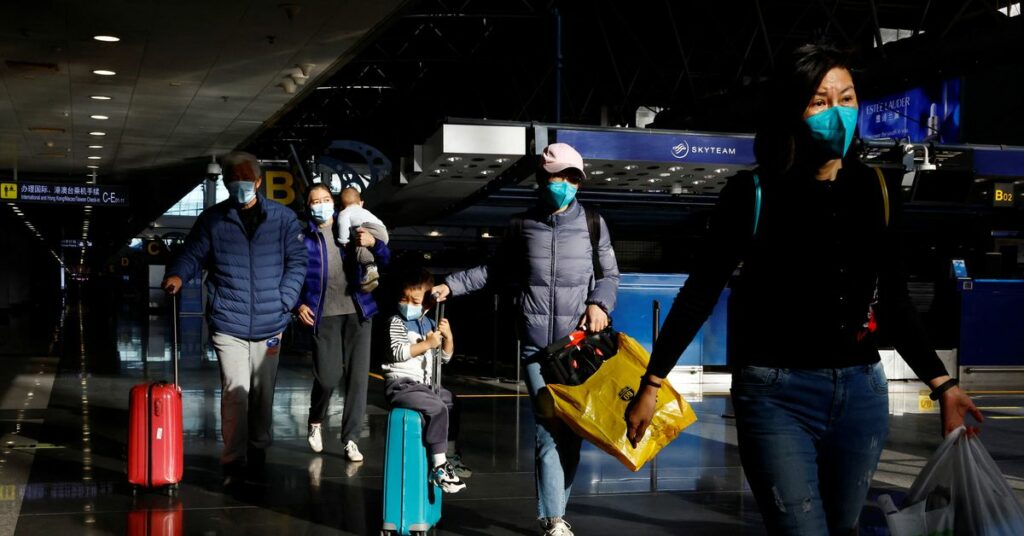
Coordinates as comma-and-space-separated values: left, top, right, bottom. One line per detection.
431, 294, 445, 395
171, 293, 179, 387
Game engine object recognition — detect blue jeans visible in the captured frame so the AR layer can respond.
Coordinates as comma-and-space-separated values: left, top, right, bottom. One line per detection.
731, 363, 890, 535
523, 346, 582, 520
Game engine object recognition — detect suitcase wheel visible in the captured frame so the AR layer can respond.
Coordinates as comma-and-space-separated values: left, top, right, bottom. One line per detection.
166, 484, 179, 496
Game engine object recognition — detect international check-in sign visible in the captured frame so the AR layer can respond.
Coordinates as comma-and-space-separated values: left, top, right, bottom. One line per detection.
0, 181, 128, 206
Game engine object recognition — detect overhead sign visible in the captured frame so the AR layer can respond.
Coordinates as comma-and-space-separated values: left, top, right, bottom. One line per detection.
0, 182, 128, 206
61, 239, 93, 249
553, 128, 756, 166
859, 78, 961, 144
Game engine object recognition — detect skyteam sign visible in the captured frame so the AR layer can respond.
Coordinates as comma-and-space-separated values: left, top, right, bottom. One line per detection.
554, 128, 755, 165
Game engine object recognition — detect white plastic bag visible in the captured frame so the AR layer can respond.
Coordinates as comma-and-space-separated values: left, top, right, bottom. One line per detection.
879, 426, 1024, 536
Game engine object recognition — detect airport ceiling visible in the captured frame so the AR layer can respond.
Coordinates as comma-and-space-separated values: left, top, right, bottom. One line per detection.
1, 0, 1021, 269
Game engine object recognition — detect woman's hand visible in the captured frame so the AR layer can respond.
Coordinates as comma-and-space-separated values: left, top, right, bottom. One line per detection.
354, 228, 376, 247
938, 385, 984, 438
431, 284, 451, 302
578, 304, 609, 333
625, 379, 660, 448
297, 304, 315, 327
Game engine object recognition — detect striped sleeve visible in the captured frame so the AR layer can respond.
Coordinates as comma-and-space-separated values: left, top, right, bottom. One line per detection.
387, 316, 412, 362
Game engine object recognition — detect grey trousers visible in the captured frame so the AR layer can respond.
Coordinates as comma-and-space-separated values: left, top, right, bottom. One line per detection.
309, 314, 372, 444
210, 332, 282, 465
353, 222, 389, 265
384, 377, 459, 456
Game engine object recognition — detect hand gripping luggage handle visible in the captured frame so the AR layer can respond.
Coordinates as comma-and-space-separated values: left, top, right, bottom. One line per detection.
431, 295, 445, 395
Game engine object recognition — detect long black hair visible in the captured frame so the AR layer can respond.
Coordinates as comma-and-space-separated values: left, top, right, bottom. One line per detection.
754, 43, 856, 175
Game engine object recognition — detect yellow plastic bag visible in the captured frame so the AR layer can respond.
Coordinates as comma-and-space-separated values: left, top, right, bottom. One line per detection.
537, 332, 697, 472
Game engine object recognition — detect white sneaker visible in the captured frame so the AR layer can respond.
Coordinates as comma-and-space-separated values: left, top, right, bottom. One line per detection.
540, 518, 574, 536
344, 440, 364, 462
307, 424, 323, 453
430, 461, 466, 493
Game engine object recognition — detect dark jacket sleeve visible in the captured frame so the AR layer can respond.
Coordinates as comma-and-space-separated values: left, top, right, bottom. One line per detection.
166, 211, 212, 283
280, 212, 308, 311
876, 186, 948, 383
645, 176, 755, 378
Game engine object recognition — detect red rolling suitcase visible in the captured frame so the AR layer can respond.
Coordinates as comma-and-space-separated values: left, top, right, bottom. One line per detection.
128, 294, 184, 493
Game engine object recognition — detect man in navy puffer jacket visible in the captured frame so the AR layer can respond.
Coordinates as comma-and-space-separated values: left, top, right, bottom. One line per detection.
433, 143, 619, 536
163, 151, 307, 487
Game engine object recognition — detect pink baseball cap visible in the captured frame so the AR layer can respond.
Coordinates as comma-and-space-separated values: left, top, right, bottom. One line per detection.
540, 142, 586, 180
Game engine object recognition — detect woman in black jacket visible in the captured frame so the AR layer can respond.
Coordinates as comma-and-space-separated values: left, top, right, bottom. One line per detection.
625, 44, 982, 535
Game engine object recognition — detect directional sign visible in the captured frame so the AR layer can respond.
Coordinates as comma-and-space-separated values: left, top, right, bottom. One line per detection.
0, 182, 128, 206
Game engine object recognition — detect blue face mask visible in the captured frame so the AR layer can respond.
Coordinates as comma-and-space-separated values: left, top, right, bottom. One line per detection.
398, 303, 423, 321
226, 180, 257, 205
805, 105, 859, 158
310, 202, 334, 224
543, 181, 578, 209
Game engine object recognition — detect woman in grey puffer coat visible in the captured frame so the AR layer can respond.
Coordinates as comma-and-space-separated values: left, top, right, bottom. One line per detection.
433, 143, 620, 536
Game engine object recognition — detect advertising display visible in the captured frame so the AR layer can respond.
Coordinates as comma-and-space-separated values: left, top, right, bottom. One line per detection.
554, 128, 755, 166
859, 78, 961, 143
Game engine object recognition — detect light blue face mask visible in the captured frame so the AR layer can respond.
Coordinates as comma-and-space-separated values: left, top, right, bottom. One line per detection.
398, 303, 423, 321
805, 105, 859, 158
226, 180, 257, 205
543, 181, 578, 209
310, 202, 334, 224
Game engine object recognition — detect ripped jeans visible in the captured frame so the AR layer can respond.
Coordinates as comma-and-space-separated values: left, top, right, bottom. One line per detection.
732, 362, 890, 535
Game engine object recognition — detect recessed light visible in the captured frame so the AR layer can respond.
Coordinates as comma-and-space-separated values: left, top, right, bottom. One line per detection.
90, 115, 109, 120
88, 145, 103, 149
93, 35, 120, 42
89, 131, 106, 136
591, 170, 605, 176
90, 95, 112, 100
92, 69, 116, 76
623, 164, 638, 170
87, 156, 101, 160
427, 230, 441, 237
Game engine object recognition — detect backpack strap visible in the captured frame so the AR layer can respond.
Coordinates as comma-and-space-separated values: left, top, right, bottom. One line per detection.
583, 205, 604, 280
874, 167, 890, 227
752, 173, 763, 236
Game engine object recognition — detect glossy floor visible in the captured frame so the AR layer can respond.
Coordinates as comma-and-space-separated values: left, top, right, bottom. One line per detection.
1, 298, 1022, 535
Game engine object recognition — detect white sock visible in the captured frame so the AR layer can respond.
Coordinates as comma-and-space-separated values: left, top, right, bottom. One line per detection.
431, 453, 447, 468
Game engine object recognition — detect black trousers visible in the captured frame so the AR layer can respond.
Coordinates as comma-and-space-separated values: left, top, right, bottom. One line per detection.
308, 314, 372, 444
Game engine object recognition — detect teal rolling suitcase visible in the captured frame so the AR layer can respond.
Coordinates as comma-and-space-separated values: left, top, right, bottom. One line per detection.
381, 408, 441, 535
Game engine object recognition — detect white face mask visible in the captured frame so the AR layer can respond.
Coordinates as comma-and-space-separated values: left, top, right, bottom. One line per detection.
310, 202, 334, 223
226, 180, 256, 205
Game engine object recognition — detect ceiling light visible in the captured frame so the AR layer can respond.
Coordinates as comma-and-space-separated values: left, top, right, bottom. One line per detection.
86, 165, 99, 169
623, 164, 638, 170
479, 170, 493, 176
89, 131, 106, 136
446, 156, 462, 162
668, 166, 684, 172
92, 69, 116, 76
591, 170, 605, 176
659, 172, 671, 177
495, 158, 510, 164
647, 178, 661, 183
87, 156, 101, 160
427, 230, 441, 237
90, 95, 112, 100
93, 35, 120, 42
90, 115, 109, 120
481, 231, 493, 239
88, 145, 103, 149
714, 168, 730, 174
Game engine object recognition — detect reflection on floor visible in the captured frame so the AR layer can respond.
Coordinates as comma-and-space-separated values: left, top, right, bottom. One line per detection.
1, 297, 1022, 535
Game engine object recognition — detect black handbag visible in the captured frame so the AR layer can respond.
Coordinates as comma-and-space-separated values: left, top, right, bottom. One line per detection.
537, 327, 619, 386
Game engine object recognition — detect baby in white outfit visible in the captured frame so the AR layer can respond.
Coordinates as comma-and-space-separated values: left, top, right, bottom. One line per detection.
335, 188, 389, 292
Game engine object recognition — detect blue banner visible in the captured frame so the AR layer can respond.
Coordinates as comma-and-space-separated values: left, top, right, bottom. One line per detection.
554, 128, 755, 166
859, 79, 961, 143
